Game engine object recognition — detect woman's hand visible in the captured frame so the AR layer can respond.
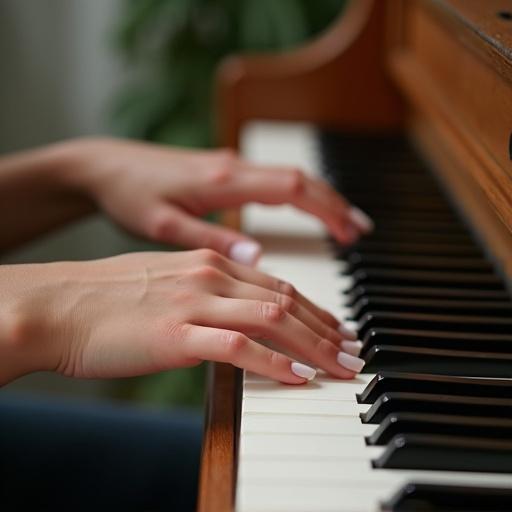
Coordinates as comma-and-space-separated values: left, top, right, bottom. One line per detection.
0, 250, 364, 385
61, 138, 373, 265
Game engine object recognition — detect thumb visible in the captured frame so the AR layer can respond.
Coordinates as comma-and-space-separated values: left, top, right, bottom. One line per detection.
151, 206, 262, 266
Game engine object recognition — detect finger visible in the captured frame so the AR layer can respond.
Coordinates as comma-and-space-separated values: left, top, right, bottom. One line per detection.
301, 178, 374, 238
214, 256, 357, 339
180, 324, 316, 384
201, 164, 373, 244
292, 176, 361, 243
218, 276, 345, 345
147, 204, 261, 266
198, 297, 364, 379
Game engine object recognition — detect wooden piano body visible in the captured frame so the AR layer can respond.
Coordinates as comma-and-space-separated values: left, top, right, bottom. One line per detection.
198, 1, 512, 510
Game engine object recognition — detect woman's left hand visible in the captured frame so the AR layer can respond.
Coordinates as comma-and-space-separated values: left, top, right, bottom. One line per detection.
62, 137, 373, 265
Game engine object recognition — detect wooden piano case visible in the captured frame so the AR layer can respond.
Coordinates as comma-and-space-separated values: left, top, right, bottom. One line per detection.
198, 1, 512, 510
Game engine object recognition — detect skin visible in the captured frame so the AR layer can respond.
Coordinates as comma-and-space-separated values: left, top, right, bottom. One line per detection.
0, 137, 371, 386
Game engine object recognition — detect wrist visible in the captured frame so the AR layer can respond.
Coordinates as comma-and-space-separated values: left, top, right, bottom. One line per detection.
0, 263, 68, 384
39, 138, 97, 194
44, 137, 118, 201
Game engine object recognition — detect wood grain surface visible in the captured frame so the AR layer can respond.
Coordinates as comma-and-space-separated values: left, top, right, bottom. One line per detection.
197, 363, 240, 512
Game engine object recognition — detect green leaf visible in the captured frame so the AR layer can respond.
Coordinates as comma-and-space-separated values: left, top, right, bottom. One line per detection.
131, 366, 206, 408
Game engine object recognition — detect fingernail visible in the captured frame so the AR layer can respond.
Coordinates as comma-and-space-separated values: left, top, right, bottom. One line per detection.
337, 351, 365, 373
348, 206, 374, 233
340, 340, 363, 357
291, 362, 316, 381
229, 241, 261, 266
338, 325, 358, 340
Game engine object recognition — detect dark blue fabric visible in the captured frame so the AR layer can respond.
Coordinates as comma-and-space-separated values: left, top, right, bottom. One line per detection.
0, 393, 202, 511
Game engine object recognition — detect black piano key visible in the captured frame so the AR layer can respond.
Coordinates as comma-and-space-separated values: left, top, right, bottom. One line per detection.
369, 219, 467, 234
347, 192, 450, 209
362, 345, 512, 377
338, 175, 439, 193
348, 269, 503, 291
352, 297, 512, 321
372, 434, 512, 473
357, 371, 512, 404
344, 253, 493, 273
360, 328, 512, 355
357, 312, 512, 339
343, 175, 436, 186
366, 412, 512, 445
364, 210, 459, 223
342, 240, 482, 257
381, 482, 512, 512
345, 285, 510, 306
323, 160, 422, 174
366, 230, 473, 245
360, 392, 512, 424
324, 162, 423, 176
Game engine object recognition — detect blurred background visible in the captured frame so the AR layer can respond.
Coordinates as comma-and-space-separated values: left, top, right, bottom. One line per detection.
0, 0, 345, 410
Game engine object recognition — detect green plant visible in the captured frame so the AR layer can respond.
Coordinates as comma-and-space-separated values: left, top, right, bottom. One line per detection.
113, 0, 347, 148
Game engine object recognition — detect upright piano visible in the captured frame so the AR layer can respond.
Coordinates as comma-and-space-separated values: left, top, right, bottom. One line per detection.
198, 1, 512, 510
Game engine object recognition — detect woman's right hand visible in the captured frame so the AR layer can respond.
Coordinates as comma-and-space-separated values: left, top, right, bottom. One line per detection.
0, 249, 365, 385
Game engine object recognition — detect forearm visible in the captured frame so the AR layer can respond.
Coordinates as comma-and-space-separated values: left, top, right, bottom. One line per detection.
0, 141, 96, 252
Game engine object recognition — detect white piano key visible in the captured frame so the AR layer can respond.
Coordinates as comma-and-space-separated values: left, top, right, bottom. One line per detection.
242, 396, 368, 414
237, 471, 512, 512
243, 373, 374, 400
242, 398, 369, 418
241, 413, 376, 436
241, 433, 384, 460
242, 122, 319, 173
237, 482, 381, 512
238, 459, 512, 488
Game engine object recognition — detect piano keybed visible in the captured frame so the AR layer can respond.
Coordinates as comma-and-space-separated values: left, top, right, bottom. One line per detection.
236, 123, 512, 512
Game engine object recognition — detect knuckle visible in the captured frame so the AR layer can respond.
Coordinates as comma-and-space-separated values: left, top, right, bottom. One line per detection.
260, 301, 286, 323
278, 280, 296, 298
196, 248, 223, 266
173, 289, 197, 305
317, 337, 337, 357
217, 148, 237, 164
267, 349, 286, 369
156, 322, 200, 369
285, 167, 305, 196
190, 265, 223, 283
323, 324, 339, 341
275, 293, 296, 315
221, 331, 247, 360
165, 322, 191, 343
148, 213, 179, 242
210, 149, 237, 183
316, 307, 337, 327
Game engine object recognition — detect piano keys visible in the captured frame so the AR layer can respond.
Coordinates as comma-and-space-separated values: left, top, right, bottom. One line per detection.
232, 123, 512, 512
198, 1, 512, 511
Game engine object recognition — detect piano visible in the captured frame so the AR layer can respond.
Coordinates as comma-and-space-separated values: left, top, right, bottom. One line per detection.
198, 1, 512, 511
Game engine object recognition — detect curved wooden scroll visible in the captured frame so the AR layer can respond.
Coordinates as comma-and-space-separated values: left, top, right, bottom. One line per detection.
216, 0, 403, 150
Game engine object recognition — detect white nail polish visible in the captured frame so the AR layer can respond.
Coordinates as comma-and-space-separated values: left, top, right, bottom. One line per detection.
291, 362, 316, 381
229, 241, 261, 266
338, 325, 358, 340
348, 206, 374, 233
337, 351, 365, 373
340, 340, 363, 357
